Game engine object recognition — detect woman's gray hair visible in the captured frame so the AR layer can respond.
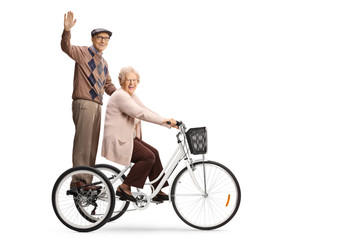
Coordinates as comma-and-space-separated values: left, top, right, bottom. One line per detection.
118, 66, 140, 85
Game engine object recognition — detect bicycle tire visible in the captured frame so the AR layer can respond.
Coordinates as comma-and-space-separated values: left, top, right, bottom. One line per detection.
52, 166, 115, 232
95, 164, 129, 222
171, 161, 241, 230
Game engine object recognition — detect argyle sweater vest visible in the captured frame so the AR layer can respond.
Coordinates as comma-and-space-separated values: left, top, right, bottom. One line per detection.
61, 30, 116, 104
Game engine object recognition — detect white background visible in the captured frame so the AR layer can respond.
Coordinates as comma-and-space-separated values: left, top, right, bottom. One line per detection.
1, 0, 359, 239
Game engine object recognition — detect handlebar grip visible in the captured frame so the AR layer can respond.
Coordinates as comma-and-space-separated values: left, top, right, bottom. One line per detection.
166, 120, 182, 126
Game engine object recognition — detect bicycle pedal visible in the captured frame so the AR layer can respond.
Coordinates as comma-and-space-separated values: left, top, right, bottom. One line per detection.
66, 189, 78, 197
151, 200, 164, 204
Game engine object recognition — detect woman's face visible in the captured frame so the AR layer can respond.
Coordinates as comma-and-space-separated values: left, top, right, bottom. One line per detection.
122, 72, 138, 95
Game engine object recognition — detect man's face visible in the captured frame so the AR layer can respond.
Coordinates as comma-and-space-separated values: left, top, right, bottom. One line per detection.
91, 32, 110, 54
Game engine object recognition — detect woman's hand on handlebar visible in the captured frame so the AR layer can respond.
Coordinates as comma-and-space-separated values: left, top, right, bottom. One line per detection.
164, 119, 179, 129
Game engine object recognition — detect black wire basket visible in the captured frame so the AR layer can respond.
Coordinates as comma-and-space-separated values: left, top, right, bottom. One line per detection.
185, 127, 207, 155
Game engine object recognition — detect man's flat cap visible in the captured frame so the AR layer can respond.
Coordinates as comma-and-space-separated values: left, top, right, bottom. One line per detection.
91, 28, 112, 37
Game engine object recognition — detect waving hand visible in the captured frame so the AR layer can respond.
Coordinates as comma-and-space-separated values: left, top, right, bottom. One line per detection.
64, 11, 77, 31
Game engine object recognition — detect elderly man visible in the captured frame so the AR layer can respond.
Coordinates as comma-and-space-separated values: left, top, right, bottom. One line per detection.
61, 11, 116, 187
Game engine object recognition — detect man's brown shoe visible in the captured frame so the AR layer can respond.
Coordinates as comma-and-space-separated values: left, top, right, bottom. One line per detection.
70, 181, 102, 191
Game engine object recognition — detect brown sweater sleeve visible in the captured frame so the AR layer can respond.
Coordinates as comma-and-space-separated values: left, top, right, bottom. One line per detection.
104, 65, 116, 96
61, 30, 86, 63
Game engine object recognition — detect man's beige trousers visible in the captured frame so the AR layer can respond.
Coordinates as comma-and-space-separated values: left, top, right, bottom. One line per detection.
72, 99, 101, 183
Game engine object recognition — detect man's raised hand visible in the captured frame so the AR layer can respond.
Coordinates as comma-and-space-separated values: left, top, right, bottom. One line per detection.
64, 11, 76, 31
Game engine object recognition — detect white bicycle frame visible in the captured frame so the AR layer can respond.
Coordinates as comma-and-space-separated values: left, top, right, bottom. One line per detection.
108, 122, 207, 202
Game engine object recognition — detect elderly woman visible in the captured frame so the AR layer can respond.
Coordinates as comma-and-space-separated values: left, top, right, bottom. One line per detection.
101, 66, 177, 202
